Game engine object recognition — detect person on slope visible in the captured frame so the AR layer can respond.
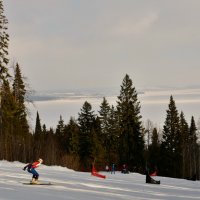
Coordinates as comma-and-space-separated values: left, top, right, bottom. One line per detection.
23, 158, 43, 184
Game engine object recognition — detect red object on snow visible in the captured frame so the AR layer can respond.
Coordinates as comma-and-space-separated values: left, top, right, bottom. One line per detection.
91, 166, 106, 179
150, 171, 157, 176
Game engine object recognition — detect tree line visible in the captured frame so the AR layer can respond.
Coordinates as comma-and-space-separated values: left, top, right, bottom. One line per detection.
0, 0, 199, 180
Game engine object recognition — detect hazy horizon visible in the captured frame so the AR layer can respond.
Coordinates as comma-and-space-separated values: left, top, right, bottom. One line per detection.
27, 87, 200, 130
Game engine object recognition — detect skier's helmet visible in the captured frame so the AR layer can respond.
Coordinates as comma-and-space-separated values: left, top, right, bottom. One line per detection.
38, 158, 43, 163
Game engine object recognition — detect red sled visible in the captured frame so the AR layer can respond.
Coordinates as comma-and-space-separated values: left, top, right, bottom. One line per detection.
91, 166, 106, 179
92, 172, 106, 179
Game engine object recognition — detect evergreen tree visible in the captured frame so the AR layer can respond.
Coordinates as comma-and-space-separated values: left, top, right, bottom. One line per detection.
188, 116, 198, 178
179, 111, 189, 178
189, 116, 197, 144
12, 63, 29, 148
33, 111, 42, 159
78, 101, 96, 170
46, 127, 54, 161
107, 105, 120, 164
0, 80, 16, 160
12, 63, 26, 108
90, 116, 105, 169
35, 111, 42, 136
54, 115, 68, 165
99, 103, 120, 165
59, 118, 81, 170
98, 97, 111, 162
151, 128, 159, 151
44, 128, 58, 165
99, 97, 110, 132
0, 0, 10, 160
65, 117, 80, 154
0, 0, 9, 82
42, 124, 47, 134
56, 115, 65, 142
197, 118, 200, 141
12, 63, 32, 163
116, 74, 144, 172
160, 96, 182, 177
197, 118, 200, 180
0, 64, 30, 162
148, 128, 160, 173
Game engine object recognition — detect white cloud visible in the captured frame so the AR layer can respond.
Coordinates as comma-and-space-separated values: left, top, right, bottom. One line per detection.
109, 12, 159, 37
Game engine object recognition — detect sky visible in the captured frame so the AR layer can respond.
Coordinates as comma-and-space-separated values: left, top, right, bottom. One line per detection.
1, 160, 200, 200
4, 0, 200, 91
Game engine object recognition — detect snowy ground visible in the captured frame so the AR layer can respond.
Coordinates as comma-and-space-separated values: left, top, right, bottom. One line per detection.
0, 161, 200, 200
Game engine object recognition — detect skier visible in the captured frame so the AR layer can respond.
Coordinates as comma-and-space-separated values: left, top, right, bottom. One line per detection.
23, 158, 43, 184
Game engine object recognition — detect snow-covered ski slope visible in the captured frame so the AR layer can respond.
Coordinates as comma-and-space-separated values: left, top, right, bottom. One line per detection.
0, 161, 200, 200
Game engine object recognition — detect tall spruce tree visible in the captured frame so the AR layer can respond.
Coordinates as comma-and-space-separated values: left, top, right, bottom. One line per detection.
35, 111, 42, 136
56, 115, 65, 136
188, 116, 198, 178
0, 1, 31, 163
13, 64, 26, 106
179, 111, 189, 178
0, 0, 9, 158
55, 115, 67, 154
99, 97, 110, 134
12, 63, 29, 134
116, 74, 144, 172
12, 63, 30, 162
189, 116, 197, 144
34, 111, 42, 159
0, 0, 9, 82
161, 96, 182, 178
78, 101, 96, 170
0, 65, 30, 162
98, 97, 111, 162
0, 80, 15, 160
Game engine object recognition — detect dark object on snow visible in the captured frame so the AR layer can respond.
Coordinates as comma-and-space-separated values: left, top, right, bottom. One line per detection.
187, 174, 197, 181
121, 164, 129, 174
121, 168, 129, 174
146, 172, 160, 184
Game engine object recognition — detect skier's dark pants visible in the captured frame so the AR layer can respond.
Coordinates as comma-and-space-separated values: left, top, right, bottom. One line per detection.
28, 168, 39, 179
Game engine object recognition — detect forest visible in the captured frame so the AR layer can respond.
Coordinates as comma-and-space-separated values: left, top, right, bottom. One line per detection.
0, 0, 199, 180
